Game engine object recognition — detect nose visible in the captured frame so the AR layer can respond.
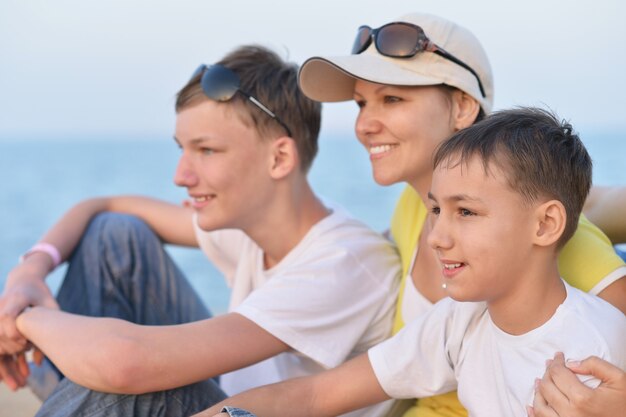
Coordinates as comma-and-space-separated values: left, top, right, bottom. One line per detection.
355, 107, 383, 145
173, 152, 198, 188
427, 212, 453, 251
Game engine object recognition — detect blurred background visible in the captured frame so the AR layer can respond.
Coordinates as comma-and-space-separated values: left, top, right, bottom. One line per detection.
1, 0, 625, 315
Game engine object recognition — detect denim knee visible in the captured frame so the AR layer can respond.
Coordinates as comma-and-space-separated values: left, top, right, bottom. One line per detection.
88, 212, 156, 247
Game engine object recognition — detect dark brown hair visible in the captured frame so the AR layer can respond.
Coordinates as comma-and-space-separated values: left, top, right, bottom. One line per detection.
176, 45, 322, 173
433, 107, 592, 248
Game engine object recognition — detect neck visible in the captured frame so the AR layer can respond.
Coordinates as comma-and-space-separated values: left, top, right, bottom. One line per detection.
245, 178, 329, 269
487, 255, 566, 335
408, 175, 433, 208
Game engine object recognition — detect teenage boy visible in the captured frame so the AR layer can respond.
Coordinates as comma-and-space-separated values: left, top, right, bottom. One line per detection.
2, 45, 400, 416
197, 107, 626, 417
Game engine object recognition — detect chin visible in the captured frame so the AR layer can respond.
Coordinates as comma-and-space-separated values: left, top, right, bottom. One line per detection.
372, 171, 402, 187
196, 215, 229, 232
445, 287, 480, 303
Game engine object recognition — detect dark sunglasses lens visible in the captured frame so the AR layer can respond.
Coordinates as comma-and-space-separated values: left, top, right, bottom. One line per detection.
351, 26, 373, 54
200, 65, 240, 102
377, 24, 422, 57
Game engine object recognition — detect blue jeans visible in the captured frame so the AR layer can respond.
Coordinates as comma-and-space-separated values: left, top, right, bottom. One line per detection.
36, 213, 227, 417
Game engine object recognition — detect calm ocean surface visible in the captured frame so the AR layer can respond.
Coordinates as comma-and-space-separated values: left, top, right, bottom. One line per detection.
1, 132, 624, 314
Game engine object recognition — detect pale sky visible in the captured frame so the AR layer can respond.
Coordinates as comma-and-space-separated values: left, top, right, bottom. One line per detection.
1, 0, 625, 140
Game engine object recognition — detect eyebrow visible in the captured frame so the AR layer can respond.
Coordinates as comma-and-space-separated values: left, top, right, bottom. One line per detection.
172, 136, 216, 146
353, 84, 399, 99
428, 191, 484, 204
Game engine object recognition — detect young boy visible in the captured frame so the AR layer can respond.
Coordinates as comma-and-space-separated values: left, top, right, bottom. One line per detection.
198, 107, 626, 417
3, 45, 400, 416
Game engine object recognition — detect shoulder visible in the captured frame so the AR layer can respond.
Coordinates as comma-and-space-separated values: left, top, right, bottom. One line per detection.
565, 284, 626, 326
560, 285, 626, 362
305, 205, 400, 263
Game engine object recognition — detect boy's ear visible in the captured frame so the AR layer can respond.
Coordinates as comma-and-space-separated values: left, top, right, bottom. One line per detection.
452, 91, 481, 131
533, 200, 566, 247
269, 136, 298, 179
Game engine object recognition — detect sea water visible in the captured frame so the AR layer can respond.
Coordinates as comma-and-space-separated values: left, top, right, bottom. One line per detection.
0, 132, 624, 314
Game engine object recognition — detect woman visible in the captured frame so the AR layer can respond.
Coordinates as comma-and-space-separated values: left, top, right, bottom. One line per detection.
295, 12, 626, 417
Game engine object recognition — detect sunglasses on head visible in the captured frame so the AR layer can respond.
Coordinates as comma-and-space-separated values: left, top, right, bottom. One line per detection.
191, 64, 293, 137
351, 22, 486, 98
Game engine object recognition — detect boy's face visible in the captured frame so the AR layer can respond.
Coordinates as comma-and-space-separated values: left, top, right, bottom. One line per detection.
427, 155, 539, 304
174, 100, 275, 232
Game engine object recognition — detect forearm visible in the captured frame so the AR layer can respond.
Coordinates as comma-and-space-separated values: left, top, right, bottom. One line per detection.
35, 198, 110, 266
197, 378, 323, 417
15, 306, 141, 392
15, 306, 188, 393
195, 354, 389, 417
16, 310, 291, 394
15, 196, 197, 280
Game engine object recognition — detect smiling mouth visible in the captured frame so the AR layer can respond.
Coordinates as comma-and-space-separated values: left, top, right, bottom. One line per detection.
190, 194, 216, 208
369, 144, 397, 155
441, 262, 466, 278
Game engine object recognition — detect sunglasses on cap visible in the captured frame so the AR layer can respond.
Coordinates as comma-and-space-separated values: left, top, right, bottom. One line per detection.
352, 22, 486, 98
191, 64, 293, 137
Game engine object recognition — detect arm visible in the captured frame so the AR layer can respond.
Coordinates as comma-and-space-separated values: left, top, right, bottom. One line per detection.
530, 352, 626, 417
37, 195, 198, 255
584, 186, 626, 243
15, 307, 289, 394
193, 354, 390, 417
0, 196, 195, 353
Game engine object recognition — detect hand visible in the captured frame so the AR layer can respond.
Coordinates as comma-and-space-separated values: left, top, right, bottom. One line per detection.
0, 352, 30, 391
529, 352, 626, 417
0, 259, 59, 355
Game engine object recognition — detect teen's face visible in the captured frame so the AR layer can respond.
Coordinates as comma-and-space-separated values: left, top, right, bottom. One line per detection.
174, 100, 273, 231
426, 156, 537, 303
353, 80, 458, 191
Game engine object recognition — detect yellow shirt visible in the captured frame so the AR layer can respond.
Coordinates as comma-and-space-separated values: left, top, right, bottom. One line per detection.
389, 185, 626, 417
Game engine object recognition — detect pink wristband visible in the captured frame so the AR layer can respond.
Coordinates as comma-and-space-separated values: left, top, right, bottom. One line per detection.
20, 242, 62, 269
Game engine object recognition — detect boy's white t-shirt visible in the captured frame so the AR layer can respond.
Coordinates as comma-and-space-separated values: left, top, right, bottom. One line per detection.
194, 204, 400, 417
369, 281, 626, 417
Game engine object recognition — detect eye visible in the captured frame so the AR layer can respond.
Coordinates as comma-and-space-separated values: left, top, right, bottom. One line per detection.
354, 99, 366, 109
430, 206, 441, 216
459, 208, 476, 217
200, 148, 214, 156
383, 95, 402, 104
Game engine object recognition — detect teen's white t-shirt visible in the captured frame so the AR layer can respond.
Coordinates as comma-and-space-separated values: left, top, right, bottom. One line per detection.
194, 204, 401, 417
369, 281, 626, 417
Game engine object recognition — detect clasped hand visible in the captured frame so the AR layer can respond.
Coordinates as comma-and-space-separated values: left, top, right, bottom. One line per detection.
0, 262, 58, 390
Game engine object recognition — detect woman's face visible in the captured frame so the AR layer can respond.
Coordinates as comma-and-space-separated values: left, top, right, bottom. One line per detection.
353, 80, 459, 194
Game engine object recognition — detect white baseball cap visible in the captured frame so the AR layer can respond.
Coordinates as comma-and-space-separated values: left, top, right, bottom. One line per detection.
298, 12, 494, 113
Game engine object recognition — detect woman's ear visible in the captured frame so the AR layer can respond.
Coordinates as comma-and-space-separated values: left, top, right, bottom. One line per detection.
451, 91, 481, 131
534, 200, 567, 247
269, 137, 298, 179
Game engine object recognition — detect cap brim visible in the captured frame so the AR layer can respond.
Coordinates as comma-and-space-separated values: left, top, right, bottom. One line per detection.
298, 54, 446, 103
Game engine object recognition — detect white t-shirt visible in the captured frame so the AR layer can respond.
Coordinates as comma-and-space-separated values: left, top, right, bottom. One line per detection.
194, 204, 401, 417
369, 281, 626, 417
